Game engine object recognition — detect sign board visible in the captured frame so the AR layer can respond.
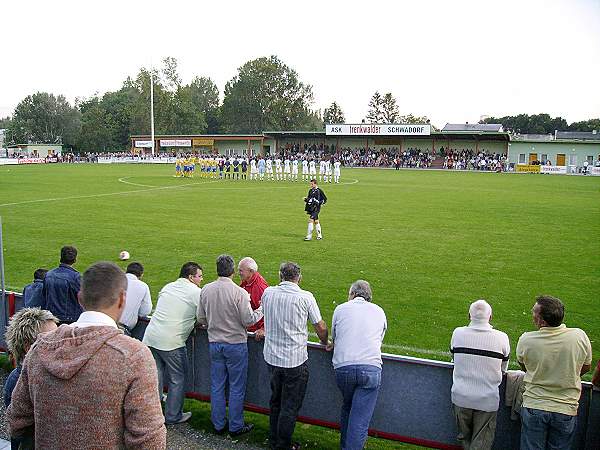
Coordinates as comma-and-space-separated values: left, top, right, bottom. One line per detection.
515, 164, 541, 173
540, 165, 567, 174
193, 138, 214, 146
159, 139, 191, 147
17, 158, 45, 164
134, 140, 153, 148
326, 124, 431, 136
591, 167, 600, 176
0, 158, 19, 165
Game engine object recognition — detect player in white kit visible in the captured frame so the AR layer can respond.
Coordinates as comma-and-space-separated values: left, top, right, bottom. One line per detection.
319, 159, 327, 182
291, 158, 299, 181
309, 159, 317, 179
325, 159, 333, 183
250, 158, 258, 180
283, 157, 291, 181
266, 158, 274, 181
274, 157, 283, 181
333, 160, 341, 183
301, 158, 309, 181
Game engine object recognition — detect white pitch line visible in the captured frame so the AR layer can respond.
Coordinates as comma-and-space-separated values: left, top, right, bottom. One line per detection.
117, 177, 156, 188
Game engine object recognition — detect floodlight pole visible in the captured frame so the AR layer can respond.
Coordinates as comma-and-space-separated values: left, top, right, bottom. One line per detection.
150, 64, 156, 157
0, 216, 6, 325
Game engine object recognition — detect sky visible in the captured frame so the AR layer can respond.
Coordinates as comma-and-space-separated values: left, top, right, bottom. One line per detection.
1, 0, 599, 129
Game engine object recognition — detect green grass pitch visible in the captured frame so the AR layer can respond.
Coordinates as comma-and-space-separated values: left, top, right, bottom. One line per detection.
1, 164, 599, 368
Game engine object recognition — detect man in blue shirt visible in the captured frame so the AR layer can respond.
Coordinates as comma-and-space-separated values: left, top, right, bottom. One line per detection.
23, 268, 48, 307
41, 246, 82, 324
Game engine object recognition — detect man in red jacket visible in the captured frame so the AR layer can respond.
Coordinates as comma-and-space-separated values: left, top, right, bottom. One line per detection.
238, 257, 268, 340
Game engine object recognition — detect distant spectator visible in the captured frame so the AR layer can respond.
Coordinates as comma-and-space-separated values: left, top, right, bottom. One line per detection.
238, 256, 268, 339
8, 262, 166, 448
4, 308, 58, 407
120, 262, 152, 334
22, 268, 48, 307
261, 261, 329, 450
450, 300, 510, 450
197, 255, 263, 436
143, 262, 203, 424
517, 295, 592, 450
327, 280, 387, 450
41, 245, 82, 323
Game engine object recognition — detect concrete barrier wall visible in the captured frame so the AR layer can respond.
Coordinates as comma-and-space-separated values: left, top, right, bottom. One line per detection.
4, 293, 600, 449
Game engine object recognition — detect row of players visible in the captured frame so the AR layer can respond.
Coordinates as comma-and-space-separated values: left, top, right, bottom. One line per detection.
175, 157, 343, 183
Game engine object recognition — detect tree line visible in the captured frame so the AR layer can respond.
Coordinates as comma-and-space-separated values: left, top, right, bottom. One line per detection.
1, 55, 598, 152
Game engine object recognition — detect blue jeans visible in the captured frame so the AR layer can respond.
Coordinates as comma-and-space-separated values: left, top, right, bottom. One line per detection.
209, 342, 248, 432
520, 407, 577, 450
150, 346, 188, 423
334, 365, 382, 450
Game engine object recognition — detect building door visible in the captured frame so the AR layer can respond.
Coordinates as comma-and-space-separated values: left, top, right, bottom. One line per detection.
556, 154, 566, 166
529, 153, 538, 163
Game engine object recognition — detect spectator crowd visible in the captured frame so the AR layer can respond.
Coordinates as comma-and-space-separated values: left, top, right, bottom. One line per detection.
3, 245, 598, 450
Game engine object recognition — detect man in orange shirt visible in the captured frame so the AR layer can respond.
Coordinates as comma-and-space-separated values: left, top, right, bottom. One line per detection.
238, 257, 268, 340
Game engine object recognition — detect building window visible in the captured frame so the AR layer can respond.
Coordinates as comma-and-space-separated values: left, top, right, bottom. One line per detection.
541, 154, 548, 163
587, 156, 594, 164
569, 154, 577, 165
519, 153, 526, 164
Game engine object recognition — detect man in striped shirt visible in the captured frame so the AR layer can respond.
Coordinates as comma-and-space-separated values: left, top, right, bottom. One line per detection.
261, 262, 329, 450
450, 300, 510, 450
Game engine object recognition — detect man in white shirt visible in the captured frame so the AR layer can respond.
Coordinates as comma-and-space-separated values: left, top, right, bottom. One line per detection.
143, 262, 203, 424
266, 158, 274, 181
261, 262, 328, 450
333, 160, 342, 183
283, 158, 291, 181
327, 280, 386, 450
325, 159, 333, 183
302, 159, 309, 181
291, 158, 299, 181
309, 159, 317, 180
120, 262, 152, 334
274, 157, 283, 181
319, 159, 326, 182
450, 300, 510, 450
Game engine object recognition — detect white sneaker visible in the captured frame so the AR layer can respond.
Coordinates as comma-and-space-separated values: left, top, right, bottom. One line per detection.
304, 237, 312, 241
317, 235, 322, 240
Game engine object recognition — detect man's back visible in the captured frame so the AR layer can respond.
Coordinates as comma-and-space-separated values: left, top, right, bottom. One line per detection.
517, 325, 592, 415
143, 278, 201, 351
199, 277, 259, 344
8, 325, 166, 449
262, 282, 322, 368
42, 264, 82, 322
451, 325, 510, 412
121, 273, 152, 329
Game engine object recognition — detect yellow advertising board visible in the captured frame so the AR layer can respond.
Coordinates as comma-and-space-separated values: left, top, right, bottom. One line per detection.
516, 164, 541, 173
193, 139, 214, 146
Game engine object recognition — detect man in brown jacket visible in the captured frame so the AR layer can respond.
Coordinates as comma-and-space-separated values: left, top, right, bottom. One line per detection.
8, 261, 167, 449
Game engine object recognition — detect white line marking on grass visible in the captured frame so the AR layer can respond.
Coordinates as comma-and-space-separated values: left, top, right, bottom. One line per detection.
339, 178, 359, 185
118, 177, 156, 188
0, 179, 220, 207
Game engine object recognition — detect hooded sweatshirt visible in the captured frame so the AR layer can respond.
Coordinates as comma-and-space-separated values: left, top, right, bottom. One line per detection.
7, 323, 166, 449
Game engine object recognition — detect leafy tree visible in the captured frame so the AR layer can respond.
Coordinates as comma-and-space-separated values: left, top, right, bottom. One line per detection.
381, 93, 399, 123
184, 76, 221, 133
0, 116, 11, 129
366, 92, 384, 123
398, 113, 432, 125
480, 114, 568, 134
568, 118, 600, 132
323, 102, 345, 124
221, 55, 317, 133
7, 92, 81, 148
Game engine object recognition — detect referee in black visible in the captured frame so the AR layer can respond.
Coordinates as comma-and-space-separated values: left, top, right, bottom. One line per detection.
304, 178, 327, 240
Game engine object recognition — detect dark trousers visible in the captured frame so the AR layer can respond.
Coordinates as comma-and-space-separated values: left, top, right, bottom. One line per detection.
268, 362, 309, 450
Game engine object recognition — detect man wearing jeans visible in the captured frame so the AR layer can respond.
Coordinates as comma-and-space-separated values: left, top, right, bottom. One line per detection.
262, 262, 329, 450
197, 254, 263, 436
327, 280, 387, 450
517, 295, 592, 450
143, 262, 203, 424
